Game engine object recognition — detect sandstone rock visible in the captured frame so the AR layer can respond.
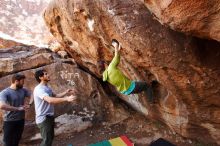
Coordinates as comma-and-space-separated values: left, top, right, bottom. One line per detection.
143, 0, 220, 42
44, 0, 220, 144
0, 38, 23, 49
0, 45, 54, 77
57, 50, 68, 58
48, 41, 64, 52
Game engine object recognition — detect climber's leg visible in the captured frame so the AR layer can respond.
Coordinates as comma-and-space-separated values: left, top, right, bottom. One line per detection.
130, 81, 154, 103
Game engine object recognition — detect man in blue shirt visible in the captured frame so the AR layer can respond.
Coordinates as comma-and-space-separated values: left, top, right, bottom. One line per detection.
0, 73, 32, 146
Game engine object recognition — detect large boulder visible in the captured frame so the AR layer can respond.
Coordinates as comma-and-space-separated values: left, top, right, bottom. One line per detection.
44, 0, 220, 144
0, 45, 54, 77
142, 0, 220, 42
0, 45, 127, 143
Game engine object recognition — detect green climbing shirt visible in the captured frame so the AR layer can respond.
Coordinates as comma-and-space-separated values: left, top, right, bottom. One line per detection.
103, 53, 132, 92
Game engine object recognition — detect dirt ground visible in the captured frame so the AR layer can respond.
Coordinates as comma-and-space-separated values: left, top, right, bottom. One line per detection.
21, 112, 217, 146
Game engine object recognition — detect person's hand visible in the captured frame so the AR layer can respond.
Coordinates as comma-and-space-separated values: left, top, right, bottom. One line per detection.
112, 41, 121, 52
112, 41, 118, 49
65, 89, 72, 94
118, 43, 121, 51
65, 89, 77, 95
24, 104, 31, 110
64, 89, 74, 95
65, 95, 77, 102
17, 106, 25, 111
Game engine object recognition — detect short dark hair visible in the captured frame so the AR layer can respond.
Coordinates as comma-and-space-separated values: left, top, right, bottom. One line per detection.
97, 60, 106, 73
97, 60, 105, 66
12, 73, 26, 83
111, 39, 119, 45
35, 69, 46, 83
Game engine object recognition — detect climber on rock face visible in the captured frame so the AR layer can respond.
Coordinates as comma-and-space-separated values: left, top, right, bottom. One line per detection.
98, 39, 154, 103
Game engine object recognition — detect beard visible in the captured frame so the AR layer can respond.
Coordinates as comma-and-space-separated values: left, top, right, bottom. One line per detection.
16, 84, 23, 89
40, 78, 50, 83
45, 78, 50, 82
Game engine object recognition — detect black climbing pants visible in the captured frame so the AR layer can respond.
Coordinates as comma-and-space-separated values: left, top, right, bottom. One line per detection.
130, 81, 153, 102
3, 119, 24, 146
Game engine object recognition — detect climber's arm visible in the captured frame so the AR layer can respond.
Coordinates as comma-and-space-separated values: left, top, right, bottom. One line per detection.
109, 43, 121, 68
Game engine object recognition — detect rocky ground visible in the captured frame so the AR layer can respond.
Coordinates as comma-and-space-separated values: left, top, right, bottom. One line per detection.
21, 112, 216, 146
